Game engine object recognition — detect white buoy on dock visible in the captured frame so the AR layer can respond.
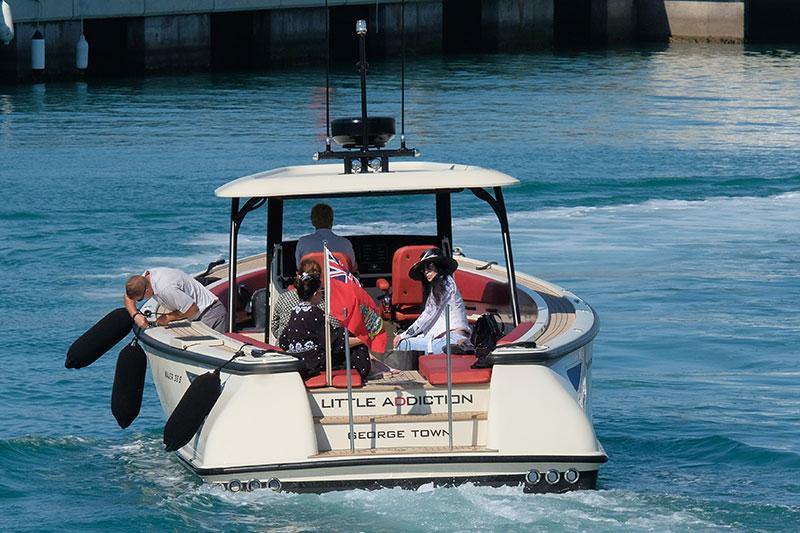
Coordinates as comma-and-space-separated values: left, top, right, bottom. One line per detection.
31, 29, 45, 70
0, 1, 14, 45
76, 33, 89, 70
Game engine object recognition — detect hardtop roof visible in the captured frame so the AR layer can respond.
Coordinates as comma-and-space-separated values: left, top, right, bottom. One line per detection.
215, 161, 519, 199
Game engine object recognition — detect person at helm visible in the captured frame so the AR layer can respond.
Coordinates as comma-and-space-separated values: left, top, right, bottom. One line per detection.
295, 203, 357, 272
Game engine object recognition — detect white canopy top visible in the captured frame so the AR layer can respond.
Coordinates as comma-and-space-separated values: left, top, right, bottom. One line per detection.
214, 161, 519, 199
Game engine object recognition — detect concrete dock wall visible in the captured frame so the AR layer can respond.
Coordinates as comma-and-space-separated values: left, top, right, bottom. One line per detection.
481, 0, 553, 52
638, 1, 744, 43
378, 1, 443, 56
606, 0, 637, 43
144, 14, 211, 70
1, 18, 84, 78
2, 0, 789, 83
268, 8, 327, 66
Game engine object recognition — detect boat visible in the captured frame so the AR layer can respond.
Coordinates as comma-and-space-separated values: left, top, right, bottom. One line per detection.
141, 162, 607, 492
73, 18, 606, 494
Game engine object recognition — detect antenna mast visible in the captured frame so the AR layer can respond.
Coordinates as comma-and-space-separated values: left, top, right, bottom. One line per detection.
313, 18, 418, 174
401, 0, 406, 149
325, 0, 331, 151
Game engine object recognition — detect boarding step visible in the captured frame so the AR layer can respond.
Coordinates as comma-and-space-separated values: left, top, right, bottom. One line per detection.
314, 411, 488, 451
308, 386, 490, 418
310, 445, 498, 459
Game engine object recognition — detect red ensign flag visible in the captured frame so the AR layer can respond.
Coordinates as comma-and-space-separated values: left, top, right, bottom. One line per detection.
326, 249, 387, 353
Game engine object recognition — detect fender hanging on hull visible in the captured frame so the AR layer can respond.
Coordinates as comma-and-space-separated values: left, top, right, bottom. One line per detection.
66, 308, 133, 369
111, 341, 147, 428
0, 1, 13, 45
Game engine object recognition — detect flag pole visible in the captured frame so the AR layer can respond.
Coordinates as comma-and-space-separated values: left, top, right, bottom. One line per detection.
343, 307, 355, 453
324, 243, 333, 387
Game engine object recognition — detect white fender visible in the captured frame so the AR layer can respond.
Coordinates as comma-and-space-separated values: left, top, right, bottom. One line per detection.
0, 1, 14, 45
31, 29, 44, 70
76, 34, 88, 69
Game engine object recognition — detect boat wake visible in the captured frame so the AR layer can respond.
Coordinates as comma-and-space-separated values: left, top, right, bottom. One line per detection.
507, 188, 800, 222
507, 172, 800, 212
2, 431, 798, 531
151, 481, 762, 532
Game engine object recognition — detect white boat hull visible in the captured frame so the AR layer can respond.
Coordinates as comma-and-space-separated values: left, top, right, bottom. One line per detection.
141, 317, 605, 493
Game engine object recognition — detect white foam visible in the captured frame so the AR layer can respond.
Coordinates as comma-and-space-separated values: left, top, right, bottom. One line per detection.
186, 232, 264, 248
140, 253, 230, 272
334, 219, 434, 235
78, 288, 122, 301
503, 188, 800, 223
64, 272, 130, 280
127, 189, 800, 294
450, 189, 800, 268
112, 469, 738, 532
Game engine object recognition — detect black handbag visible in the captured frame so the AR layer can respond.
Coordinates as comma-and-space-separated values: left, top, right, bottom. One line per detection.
470, 313, 504, 368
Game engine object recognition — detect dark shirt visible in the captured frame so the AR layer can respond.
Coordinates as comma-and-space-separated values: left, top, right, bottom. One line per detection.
279, 302, 327, 356
272, 289, 340, 340
278, 301, 371, 380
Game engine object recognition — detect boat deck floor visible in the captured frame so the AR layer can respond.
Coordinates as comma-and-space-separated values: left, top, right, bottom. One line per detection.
537, 292, 576, 344
314, 370, 439, 392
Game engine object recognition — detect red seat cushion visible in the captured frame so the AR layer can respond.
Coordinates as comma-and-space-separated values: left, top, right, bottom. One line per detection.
496, 321, 535, 346
453, 270, 509, 305
304, 369, 363, 389
418, 354, 492, 385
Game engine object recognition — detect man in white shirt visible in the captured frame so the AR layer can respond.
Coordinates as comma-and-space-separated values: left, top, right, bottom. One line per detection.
295, 203, 358, 272
124, 267, 227, 332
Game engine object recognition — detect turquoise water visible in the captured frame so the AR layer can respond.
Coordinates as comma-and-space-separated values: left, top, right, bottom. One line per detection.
2, 43, 800, 531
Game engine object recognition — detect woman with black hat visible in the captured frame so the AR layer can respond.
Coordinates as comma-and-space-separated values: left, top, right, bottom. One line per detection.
392, 248, 472, 354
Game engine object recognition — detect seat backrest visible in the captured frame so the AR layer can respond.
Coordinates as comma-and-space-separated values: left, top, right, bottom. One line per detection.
250, 288, 267, 330
453, 270, 510, 305
391, 245, 435, 306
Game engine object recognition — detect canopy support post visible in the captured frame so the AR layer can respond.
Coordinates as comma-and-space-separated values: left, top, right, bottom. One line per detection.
226, 197, 267, 334
266, 199, 284, 338
436, 192, 452, 254
469, 187, 521, 326
227, 198, 240, 333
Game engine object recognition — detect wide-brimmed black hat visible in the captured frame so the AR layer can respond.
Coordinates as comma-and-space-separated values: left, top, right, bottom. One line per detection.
409, 248, 458, 281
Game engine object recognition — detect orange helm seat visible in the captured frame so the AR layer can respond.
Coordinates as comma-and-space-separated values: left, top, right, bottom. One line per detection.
390, 245, 435, 322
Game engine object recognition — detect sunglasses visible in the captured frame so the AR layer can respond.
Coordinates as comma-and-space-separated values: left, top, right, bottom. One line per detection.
423, 263, 438, 273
